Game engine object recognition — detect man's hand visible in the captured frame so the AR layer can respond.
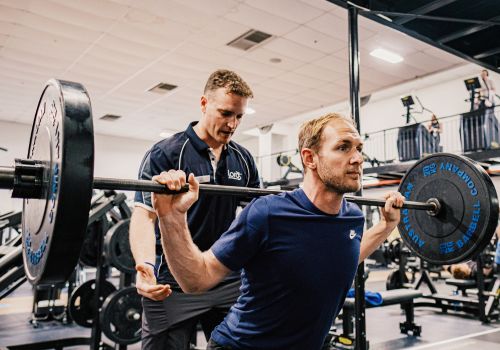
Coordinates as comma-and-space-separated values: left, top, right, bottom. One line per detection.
152, 170, 199, 217
135, 263, 172, 301
380, 191, 405, 231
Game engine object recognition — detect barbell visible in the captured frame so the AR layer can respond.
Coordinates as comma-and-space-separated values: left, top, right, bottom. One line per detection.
0, 79, 498, 285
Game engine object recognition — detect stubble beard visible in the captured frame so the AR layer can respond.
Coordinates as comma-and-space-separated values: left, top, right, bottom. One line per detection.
317, 164, 361, 194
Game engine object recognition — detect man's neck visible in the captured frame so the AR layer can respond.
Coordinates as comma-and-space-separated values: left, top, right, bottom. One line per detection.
193, 123, 224, 155
301, 175, 344, 215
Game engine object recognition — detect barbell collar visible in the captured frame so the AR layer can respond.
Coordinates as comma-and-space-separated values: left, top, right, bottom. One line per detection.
0, 166, 14, 190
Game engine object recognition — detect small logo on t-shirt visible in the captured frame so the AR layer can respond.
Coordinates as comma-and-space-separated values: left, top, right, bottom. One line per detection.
228, 170, 242, 180
349, 230, 357, 239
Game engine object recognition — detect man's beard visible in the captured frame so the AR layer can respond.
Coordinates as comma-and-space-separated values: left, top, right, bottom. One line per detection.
317, 163, 361, 194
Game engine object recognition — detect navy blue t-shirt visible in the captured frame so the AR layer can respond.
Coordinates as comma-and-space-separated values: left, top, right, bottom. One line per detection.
211, 189, 365, 350
134, 122, 260, 288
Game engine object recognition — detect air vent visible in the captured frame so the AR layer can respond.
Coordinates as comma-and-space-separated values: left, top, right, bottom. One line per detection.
148, 82, 178, 94
227, 29, 272, 51
100, 114, 121, 121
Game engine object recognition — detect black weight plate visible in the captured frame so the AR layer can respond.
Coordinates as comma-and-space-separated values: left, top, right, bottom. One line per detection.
79, 218, 109, 267
100, 286, 142, 345
69, 279, 116, 328
398, 153, 498, 264
22, 79, 94, 285
386, 270, 408, 290
104, 219, 135, 274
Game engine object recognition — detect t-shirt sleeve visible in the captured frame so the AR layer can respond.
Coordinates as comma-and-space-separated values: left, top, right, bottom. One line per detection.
211, 197, 269, 271
134, 145, 175, 210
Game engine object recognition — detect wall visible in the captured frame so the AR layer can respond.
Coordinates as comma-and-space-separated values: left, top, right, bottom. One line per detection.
0, 121, 153, 213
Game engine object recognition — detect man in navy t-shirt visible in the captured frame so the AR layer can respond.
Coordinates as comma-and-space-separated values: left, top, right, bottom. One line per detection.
151, 113, 405, 350
130, 69, 259, 349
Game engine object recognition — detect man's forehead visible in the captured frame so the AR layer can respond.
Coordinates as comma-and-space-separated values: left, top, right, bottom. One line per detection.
325, 119, 360, 138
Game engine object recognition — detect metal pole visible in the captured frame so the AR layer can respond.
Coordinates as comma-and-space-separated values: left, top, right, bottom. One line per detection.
347, 4, 368, 350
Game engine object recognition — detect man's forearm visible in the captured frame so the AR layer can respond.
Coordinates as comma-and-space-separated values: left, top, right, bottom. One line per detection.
129, 209, 157, 265
158, 213, 214, 293
359, 221, 395, 263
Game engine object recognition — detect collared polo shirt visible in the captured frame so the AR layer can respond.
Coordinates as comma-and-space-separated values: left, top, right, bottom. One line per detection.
134, 122, 260, 288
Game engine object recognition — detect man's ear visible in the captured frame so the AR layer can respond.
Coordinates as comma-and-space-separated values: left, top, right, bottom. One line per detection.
201, 95, 208, 113
301, 148, 317, 170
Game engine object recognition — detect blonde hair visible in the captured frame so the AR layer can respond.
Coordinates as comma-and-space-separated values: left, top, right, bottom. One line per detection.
298, 113, 356, 170
204, 69, 253, 98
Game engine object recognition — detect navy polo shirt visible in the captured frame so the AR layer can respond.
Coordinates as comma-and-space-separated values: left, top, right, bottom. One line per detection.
211, 189, 365, 350
134, 122, 260, 288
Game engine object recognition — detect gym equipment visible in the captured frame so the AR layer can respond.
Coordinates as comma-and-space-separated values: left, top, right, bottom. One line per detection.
398, 153, 498, 264
0, 79, 498, 286
103, 219, 135, 274
68, 279, 116, 328
397, 123, 433, 161
100, 286, 142, 345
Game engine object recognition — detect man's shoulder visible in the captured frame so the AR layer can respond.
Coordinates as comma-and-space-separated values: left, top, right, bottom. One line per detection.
227, 141, 253, 158
152, 131, 188, 152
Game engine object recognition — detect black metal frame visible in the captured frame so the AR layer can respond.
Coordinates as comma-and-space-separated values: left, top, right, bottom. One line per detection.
326, 0, 500, 74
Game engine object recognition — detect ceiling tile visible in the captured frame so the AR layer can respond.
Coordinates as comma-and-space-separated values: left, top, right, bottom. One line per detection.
223, 3, 299, 36
276, 71, 329, 89
294, 63, 343, 82
264, 38, 326, 62
244, 47, 306, 71
248, 0, 325, 23
306, 12, 377, 42
300, 0, 338, 12
187, 18, 251, 49
284, 26, 346, 53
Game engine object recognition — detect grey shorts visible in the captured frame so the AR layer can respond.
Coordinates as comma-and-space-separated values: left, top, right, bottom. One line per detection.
141, 280, 240, 335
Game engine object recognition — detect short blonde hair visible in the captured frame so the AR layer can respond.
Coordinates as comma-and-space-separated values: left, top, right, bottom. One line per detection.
298, 113, 356, 170
298, 113, 355, 153
204, 69, 253, 98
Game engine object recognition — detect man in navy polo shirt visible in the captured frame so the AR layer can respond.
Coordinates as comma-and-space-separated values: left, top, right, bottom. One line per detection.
151, 113, 405, 350
130, 69, 259, 350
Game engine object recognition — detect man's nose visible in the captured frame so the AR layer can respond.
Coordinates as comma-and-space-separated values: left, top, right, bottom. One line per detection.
351, 150, 363, 164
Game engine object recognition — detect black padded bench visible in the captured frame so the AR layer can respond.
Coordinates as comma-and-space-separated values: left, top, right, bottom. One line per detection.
445, 278, 493, 296
341, 289, 423, 337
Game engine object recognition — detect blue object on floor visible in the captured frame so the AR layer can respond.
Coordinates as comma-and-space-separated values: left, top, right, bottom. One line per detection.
347, 288, 383, 306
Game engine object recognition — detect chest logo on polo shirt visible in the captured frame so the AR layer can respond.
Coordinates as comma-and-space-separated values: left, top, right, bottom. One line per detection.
228, 169, 242, 180
349, 230, 357, 239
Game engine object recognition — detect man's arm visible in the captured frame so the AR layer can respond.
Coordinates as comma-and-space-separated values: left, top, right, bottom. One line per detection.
153, 170, 231, 294
130, 207, 172, 300
359, 192, 404, 263
158, 213, 231, 293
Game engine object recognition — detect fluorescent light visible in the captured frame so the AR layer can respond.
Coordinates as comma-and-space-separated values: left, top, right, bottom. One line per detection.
369, 48, 403, 63
159, 131, 172, 138
246, 107, 256, 115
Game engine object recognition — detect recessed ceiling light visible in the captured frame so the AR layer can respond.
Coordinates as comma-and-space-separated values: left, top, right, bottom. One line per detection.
246, 107, 256, 115
270, 57, 282, 63
369, 48, 403, 63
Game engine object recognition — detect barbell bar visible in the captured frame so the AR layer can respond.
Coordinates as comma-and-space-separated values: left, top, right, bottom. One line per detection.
2, 79, 498, 286
0, 168, 438, 212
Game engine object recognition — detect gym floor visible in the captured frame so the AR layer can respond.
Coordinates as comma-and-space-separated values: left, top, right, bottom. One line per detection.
0, 269, 498, 350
